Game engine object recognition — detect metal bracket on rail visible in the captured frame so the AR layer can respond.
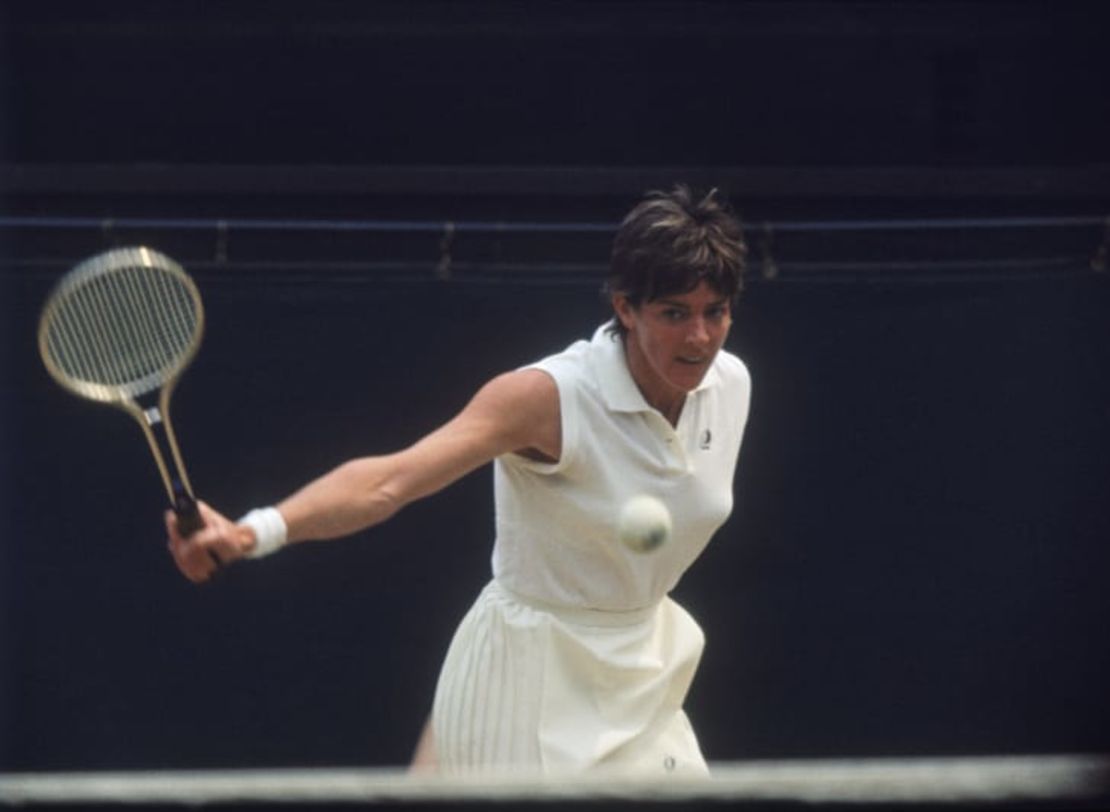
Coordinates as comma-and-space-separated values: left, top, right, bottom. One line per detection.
436, 220, 455, 280
759, 223, 778, 280
215, 220, 229, 264
1091, 215, 1109, 273
101, 218, 117, 248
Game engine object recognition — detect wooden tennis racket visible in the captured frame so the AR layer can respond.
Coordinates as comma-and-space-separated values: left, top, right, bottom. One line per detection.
38, 246, 206, 535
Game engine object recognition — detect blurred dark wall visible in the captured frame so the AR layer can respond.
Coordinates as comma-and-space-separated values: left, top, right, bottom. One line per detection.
3, 266, 1109, 770
1, 0, 1108, 771
2, 1, 1107, 168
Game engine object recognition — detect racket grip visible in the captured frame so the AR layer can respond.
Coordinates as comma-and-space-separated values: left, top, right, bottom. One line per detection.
173, 484, 204, 538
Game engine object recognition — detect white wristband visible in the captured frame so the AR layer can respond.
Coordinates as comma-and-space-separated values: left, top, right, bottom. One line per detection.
239, 507, 288, 559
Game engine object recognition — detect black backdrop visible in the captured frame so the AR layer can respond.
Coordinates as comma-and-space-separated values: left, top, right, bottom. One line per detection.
4, 267, 1109, 770
2, 0, 1109, 772
2, 1, 1108, 168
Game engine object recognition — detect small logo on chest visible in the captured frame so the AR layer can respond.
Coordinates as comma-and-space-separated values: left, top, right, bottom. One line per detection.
699, 429, 712, 450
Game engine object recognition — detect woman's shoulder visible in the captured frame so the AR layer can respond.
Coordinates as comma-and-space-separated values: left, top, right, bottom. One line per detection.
527, 326, 610, 383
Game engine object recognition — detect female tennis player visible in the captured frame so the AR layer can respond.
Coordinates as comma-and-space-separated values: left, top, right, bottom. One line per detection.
166, 185, 752, 775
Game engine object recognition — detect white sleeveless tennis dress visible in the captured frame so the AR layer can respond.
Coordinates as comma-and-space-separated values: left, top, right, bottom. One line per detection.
432, 323, 751, 774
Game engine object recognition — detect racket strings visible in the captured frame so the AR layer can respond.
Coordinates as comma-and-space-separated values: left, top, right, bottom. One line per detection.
43, 257, 201, 397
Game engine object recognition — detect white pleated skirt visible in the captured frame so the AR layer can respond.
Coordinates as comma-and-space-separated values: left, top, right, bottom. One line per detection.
432, 580, 708, 775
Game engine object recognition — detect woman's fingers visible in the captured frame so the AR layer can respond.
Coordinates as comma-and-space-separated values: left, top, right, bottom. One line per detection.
165, 502, 252, 582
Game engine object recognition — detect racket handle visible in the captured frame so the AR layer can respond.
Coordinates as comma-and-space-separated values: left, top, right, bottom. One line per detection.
173, 483, 204, 538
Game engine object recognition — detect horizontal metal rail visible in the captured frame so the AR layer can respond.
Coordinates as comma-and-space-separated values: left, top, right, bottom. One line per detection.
0, 214, 1104, 235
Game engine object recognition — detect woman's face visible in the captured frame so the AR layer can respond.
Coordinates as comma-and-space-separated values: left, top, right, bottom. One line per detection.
614, 281, 732, 410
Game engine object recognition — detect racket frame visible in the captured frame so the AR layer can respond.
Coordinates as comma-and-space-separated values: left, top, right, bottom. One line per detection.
37, 246, 205, 513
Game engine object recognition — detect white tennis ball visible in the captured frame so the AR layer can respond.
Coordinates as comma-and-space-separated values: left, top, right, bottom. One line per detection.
618, 495, 672, 553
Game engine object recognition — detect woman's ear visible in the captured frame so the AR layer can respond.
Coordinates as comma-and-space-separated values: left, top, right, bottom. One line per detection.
612, 293, 637, 332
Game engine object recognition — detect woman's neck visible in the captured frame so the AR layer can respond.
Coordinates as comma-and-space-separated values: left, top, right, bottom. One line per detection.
622, 338, 685, 427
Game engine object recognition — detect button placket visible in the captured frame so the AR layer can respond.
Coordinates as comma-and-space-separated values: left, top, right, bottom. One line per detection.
644, 412, 686, 470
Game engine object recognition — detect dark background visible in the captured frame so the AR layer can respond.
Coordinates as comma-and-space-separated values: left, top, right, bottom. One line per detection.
1, 0, 1108, 771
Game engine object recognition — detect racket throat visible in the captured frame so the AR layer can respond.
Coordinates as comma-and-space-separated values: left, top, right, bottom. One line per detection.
128, 388, 196, 509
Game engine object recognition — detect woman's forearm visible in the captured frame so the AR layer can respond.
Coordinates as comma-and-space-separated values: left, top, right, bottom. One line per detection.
277, 456, 406, 544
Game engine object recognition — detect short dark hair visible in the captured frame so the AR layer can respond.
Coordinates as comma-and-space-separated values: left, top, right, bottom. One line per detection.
606, 185, 746, 335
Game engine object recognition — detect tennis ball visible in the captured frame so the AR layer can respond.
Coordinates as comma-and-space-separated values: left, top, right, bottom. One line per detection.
618, 495, 671, 553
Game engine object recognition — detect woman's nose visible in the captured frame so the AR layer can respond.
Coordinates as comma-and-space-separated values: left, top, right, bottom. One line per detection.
688, 317, 710, 345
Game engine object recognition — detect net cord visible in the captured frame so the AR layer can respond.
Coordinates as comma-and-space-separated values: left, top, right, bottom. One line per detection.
0, 755, 1106, 806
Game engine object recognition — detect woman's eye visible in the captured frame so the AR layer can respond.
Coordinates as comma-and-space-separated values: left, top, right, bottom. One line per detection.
663, 309, 686, 321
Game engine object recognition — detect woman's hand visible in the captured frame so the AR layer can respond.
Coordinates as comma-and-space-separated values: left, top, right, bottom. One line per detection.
165, 501, 256, 583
